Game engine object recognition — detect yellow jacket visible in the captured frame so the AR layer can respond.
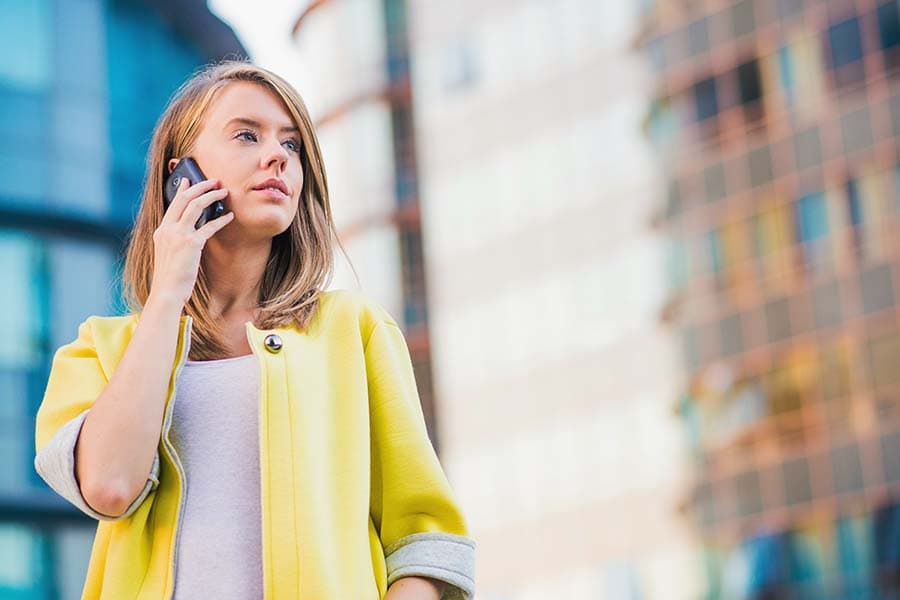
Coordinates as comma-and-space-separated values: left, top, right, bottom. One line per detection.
34, 289, 475, 599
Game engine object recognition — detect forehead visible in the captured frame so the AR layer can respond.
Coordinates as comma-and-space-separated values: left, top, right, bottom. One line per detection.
204, 81, 295, 127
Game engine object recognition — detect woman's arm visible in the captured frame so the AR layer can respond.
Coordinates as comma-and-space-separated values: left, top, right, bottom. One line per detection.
366, 316, 476, 598
385, 576, 446, 600
74, 293, 183, 516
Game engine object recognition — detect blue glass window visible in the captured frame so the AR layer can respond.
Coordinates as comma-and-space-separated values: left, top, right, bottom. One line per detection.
0, 0, 52, 90
878, 1, 900, 50
778, 46, 795, 106
847, 179, 862, 226
738, 58, 763, 105
828, 17, 864, 69
694, 77, 719, 121
795, 193, 829, 242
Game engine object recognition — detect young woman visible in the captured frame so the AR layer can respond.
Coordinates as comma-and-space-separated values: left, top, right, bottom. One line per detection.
34, 60, 474, 600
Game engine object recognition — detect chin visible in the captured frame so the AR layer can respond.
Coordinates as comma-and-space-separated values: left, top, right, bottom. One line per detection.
245, 218, 294, 237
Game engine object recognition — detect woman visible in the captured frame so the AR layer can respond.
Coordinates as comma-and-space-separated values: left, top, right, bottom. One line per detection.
33, 60, 474, 600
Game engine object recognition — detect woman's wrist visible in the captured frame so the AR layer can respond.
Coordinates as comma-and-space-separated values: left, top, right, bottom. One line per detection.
144, 291, 185, 317
385, 576, 446, 600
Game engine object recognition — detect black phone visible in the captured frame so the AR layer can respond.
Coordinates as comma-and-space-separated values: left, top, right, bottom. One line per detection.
164, 157, 225, 230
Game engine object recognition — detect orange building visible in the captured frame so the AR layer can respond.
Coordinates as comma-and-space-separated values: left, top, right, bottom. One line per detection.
639, 0, 900, 596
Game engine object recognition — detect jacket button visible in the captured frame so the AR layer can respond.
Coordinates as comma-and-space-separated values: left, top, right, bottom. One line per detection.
264, 334, 283, 353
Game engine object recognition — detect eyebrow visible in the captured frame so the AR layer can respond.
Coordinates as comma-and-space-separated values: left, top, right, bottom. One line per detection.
223, 117, 299, 133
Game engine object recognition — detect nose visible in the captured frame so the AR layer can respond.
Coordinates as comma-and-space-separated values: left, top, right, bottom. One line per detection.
261, 136, 290, 171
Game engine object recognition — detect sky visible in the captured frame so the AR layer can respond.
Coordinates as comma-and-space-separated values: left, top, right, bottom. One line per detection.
208, 0, 301, 75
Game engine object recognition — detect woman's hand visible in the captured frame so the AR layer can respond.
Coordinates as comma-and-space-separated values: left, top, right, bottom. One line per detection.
149, 177, 234, 306
384, 576, 447, 600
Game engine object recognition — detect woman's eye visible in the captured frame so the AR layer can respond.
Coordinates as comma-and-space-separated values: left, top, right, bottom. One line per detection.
236, 131, 300, 154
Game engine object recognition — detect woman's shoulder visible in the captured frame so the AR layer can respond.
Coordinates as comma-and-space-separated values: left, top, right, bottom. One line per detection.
66, 312, 182, 350
318, 288, 390, 317
68, 313, 140, 338
315, 288, 398, 330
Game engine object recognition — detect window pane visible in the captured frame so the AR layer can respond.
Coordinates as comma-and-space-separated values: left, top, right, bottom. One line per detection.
841, 108, 873, 153
731, 0, 756, 37
47, 240, 115, 351
704, 163, 727, 202
708, 229, 724, 272
0, 232, 46, 369
878, 1, 900, 50
794, 127, 823, 170
811, 281, 843, 328
829, 17, 864, 68
765, 298, 792, 342
860, 264, 894, 314
735, 470, 762, 516
682, 327, 699, 371
869, 331, 900, 388
882, 430, 900, 483
795, 193, 829, 242
737, 58, 763, 105
778, 45, 795, 106
694, 77, 719, 121
748, 146, 774, 187
847, 178, 863, 226
719, 313, 744, 357
819, 344, 851, 401
777, 0, 804, 19
783, 457, 813, 505
688, 17, 710, 56
0, 0, 52, 90
831, 444, 864, 494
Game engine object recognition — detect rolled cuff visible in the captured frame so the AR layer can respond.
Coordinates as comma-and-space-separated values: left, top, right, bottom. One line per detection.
34, 409, 160, 521
384, 532, 476, 600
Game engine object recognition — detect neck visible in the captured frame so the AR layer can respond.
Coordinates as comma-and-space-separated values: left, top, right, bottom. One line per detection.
201, 236, 272, 319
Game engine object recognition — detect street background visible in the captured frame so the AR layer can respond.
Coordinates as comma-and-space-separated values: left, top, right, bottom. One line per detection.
2, 0, 899, 598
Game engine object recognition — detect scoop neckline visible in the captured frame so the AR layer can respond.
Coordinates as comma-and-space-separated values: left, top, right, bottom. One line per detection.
185, 353, 255, 365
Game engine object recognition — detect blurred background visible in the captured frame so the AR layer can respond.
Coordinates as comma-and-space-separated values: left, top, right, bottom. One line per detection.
3, 0, 900, 598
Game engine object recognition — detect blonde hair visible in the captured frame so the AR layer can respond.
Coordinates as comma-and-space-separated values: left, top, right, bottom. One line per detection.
122, 60, 352, 360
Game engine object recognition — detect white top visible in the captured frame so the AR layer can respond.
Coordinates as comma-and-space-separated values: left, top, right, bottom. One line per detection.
170, 353, 262, 600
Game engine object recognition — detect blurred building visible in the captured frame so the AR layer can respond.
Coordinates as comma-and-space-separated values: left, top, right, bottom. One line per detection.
0, 0, 243, 596
638, 0, 900, 597
287, 0, 443, 441
405, 2, 698, 599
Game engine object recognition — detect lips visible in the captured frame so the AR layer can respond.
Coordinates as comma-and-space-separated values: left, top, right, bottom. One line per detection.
252, 178, 289, 195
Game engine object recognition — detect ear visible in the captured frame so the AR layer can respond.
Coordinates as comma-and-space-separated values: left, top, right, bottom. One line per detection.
167, 158, 179, 174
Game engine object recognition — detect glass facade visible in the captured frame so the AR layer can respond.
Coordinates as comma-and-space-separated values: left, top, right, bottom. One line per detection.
0, 0, 243, 596
641, 0, 900, 597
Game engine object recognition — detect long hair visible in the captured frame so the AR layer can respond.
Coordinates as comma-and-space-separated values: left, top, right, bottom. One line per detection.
122, 60, 352, 360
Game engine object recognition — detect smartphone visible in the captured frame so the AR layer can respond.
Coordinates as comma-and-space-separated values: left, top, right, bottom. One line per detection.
164, 157, 225, 230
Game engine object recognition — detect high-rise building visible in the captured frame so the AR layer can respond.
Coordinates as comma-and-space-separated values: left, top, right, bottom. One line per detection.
287, 0, 442, 442
407, 2, 696, 598
638, 0, 900, 596
0, 1, 244, 596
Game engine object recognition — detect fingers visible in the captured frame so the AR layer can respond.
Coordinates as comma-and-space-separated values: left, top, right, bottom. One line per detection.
195, 210, 235, 239
181, 187, 229, 229
162, 177, 222, 226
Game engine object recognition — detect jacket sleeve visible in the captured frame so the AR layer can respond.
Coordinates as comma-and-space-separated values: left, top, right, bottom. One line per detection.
33, 318, 160, 521
365, 318, 475, 600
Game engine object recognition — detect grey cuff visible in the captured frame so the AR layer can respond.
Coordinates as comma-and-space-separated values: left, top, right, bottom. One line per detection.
385, 532, 476, 600
34, 409, 160, 521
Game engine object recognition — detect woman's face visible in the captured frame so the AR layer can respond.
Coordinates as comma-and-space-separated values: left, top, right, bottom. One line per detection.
168, 81, 304, 242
